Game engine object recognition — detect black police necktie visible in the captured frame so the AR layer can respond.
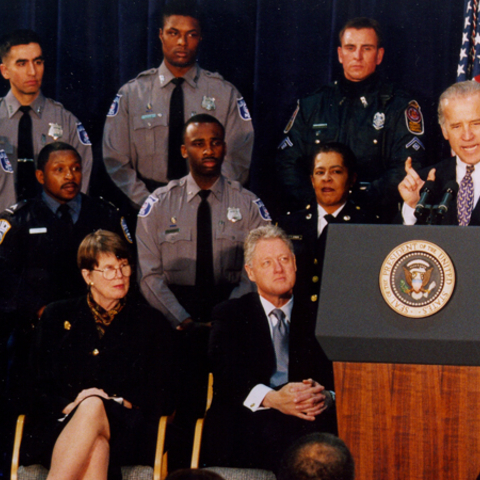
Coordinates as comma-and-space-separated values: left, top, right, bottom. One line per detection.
17, 106, 37, 201
195, 190, 214, 289
168, 77, 187, 180
57, 203, 73, 227
324, 214, 335, 223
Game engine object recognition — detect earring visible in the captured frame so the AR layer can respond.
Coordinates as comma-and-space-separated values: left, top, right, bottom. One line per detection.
89, 282, 94, 287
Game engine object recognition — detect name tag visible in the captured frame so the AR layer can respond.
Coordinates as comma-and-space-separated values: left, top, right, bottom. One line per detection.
29, 227, 47, 234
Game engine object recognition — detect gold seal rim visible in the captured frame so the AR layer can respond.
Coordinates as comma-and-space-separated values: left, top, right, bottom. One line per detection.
379, 240, 456, 318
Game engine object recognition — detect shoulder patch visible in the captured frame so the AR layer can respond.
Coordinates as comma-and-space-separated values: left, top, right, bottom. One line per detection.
405, 100, 424, 135
120, 217, 133, 243
76, 123, 92, 145
107, 94, 122, 117
236, 97, 252, 121
0, 219, 11, 244
139, 195, 159, 218
284, 101, 300, 133
278, 136, 293, 150
253, 199, 272, 221
0, 149, 13, 173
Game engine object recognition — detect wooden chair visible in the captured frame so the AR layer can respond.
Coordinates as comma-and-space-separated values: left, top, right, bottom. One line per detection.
191, 372, 214, 468
190, 374, 276, 480
11, 413, 171, 480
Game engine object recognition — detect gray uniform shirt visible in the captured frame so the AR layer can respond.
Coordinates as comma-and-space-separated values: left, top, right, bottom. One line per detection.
0, 90, 93, 212
136, 174, 271, 327
103, 62, 254, 209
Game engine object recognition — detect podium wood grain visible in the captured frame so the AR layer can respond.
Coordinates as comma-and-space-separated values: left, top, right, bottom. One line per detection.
334, 362, 480, 480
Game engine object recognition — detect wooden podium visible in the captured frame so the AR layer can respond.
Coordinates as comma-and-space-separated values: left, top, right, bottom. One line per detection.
316, 225, 480, 480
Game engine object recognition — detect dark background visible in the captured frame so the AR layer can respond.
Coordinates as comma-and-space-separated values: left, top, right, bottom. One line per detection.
0, 0, 465, 211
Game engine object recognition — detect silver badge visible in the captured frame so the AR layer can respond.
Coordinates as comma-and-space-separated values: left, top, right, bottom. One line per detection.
373, 112, 385, 130
48, 123, 63, 140
227, 207, 242, 223
202, 96, 216, 111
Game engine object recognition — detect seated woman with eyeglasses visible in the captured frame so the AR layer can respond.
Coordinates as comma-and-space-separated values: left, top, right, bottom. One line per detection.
22, 230, 176, 480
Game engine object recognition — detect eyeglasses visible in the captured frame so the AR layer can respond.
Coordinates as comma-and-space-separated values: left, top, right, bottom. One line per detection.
92, 264, 132, 280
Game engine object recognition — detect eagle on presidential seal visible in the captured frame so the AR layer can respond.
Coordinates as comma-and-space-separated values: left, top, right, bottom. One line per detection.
400, 259, 437, 301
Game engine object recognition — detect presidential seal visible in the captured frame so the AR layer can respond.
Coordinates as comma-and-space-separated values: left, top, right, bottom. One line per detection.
379, 240, 455, 318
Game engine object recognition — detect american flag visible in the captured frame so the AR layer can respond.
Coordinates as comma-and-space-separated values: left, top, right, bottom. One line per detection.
457, 0, 480, 82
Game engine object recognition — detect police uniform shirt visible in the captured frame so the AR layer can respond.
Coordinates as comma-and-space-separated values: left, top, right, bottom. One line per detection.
401, 156, 480, 225
0, 90, 93, 212
103, 61, 254, 209
316, 202, 346, 237
136, 174, 271, 327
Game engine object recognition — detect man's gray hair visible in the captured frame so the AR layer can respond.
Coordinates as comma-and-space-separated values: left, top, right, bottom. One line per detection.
244, 224, 294, 266
438, 80, 480, 125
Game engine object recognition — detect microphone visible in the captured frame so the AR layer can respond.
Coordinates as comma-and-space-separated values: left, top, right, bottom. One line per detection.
414, 180, 435, 219
435, 181, 458, 217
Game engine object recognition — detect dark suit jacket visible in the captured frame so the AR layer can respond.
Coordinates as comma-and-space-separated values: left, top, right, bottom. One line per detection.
409, 157, 480, 225
204, 292, 335, 470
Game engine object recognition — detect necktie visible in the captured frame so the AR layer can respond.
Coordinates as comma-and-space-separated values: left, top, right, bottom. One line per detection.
17, 106, 37, 201
324, 214, 335, 223
458, 165, 475, 226
168, 77, 187, 180
195, 190, 214, 289
57, 203, 73, 227
270, 308, 289, 387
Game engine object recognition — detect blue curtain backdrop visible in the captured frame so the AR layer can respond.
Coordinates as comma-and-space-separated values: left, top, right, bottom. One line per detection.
0, 0, 465, 210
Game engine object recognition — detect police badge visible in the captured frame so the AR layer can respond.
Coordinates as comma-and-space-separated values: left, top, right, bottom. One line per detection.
227, 207, 242, 223
48, 123, 63, 140
373, 112, 385, 130
202, 96, 216, 111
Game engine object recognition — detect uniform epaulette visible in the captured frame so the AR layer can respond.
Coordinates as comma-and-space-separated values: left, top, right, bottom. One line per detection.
133, 68, 158, 81
4, 199, 29, 216
203, 70, 224, 81
161, 178, 184, 193
225, 178, 241, 191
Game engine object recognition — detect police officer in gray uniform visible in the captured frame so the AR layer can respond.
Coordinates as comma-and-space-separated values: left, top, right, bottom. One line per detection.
103, 1, 254, 210
0, 30, 93, 213
137, 114, 269, 331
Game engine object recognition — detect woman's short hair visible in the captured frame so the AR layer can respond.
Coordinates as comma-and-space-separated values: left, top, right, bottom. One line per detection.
77, 230, 132, 270
309, 142, 357, 180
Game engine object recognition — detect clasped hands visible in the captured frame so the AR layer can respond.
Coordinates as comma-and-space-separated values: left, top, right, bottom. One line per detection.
262, 378, 332, 421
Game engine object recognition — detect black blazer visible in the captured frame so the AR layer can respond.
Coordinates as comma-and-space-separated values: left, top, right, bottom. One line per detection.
412, 157, 480, 226
207, 292, 333, 413
204, 292, 335, 469
31, 295, 176, 423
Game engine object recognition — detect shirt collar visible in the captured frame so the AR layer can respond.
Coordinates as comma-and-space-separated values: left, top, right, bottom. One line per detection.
186, 173, 223, 203
259, 294, 294, 325
317, 202, 346, 219
158, 61, 199, 89
5, 90, 45, 119
42, 191, 82, 218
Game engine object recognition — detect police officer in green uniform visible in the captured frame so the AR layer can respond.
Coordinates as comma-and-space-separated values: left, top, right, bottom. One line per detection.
103, 1, 254, 210
275, 18, 426, 221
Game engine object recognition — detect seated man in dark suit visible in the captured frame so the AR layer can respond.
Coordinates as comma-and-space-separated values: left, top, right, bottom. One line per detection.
398, 80, 480, 225
203, 225, 336, 472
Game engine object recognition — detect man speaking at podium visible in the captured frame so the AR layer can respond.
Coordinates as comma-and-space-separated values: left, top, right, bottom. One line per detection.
398, 81, 480, 226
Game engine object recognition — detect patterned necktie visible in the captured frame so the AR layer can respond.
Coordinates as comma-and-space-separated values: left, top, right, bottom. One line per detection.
195, 190, 214, 289
270, 308, 289, 387
17, 106, 37, 201
167, 77, 187, 180
458, 165, 475, 226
